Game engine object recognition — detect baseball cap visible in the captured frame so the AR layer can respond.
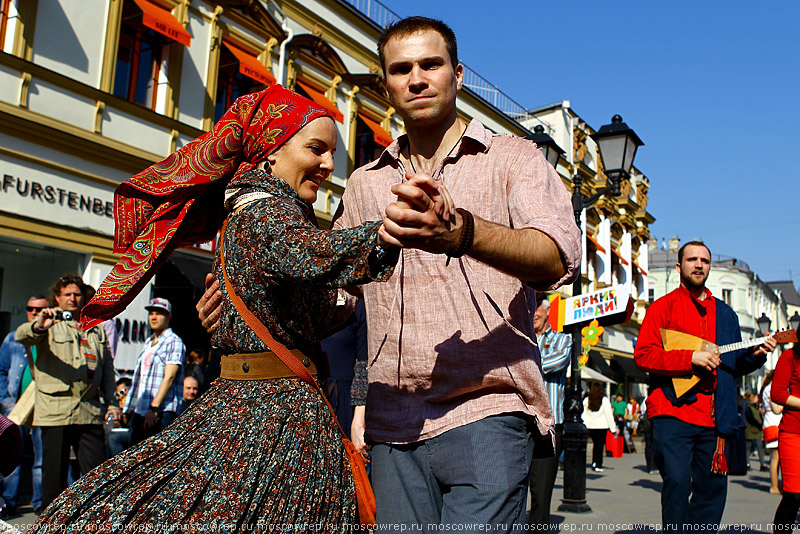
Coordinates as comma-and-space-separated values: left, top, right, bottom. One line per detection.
145, 297, 172, 314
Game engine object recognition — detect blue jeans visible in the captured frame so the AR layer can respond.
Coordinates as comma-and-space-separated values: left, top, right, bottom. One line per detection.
2, 425, 42, 510
653, 416, 727, 533
372, 413, 533, 532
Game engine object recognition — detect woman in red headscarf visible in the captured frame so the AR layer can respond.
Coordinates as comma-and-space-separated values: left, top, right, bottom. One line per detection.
31, 86, 402, 532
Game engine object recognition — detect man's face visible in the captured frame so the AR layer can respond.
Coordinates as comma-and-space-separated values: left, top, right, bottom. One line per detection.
677, 244, 711, 291
183, 377, 199, 403
26, 297, 48, 322
148, 310, 170, 333
55, 284, 83, 313
382, 29, 463, 127
533, 304, 549, 334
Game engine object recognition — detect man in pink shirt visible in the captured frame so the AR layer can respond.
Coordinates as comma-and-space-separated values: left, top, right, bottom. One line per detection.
197, 16, 580, 530
335, 16, 581, 530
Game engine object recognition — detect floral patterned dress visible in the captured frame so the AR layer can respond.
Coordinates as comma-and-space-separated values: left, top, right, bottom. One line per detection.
33, 170, 396, 533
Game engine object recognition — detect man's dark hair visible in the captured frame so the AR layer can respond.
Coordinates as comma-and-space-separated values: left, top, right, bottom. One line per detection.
677, 240, 711, 264
51, 274, 86, 300
377, 16, 458, 75
28, 294, 47, 302
116, 377, 132, 388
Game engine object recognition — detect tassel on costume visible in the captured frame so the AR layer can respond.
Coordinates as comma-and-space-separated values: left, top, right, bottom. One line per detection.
711, 436, 727, 475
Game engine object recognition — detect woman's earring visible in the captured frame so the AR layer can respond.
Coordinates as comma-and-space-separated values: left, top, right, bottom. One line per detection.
256, 160, 270, 171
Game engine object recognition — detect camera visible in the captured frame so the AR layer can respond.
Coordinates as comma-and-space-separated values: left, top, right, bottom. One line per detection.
54, 310, 73, 321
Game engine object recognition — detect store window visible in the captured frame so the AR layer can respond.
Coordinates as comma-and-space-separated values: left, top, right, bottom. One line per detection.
0, 237, 86, 337
214, 41, 275, 122
113, 0, 190, 110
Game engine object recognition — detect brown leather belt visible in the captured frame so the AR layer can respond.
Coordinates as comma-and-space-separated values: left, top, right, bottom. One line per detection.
220, 351, 317, 380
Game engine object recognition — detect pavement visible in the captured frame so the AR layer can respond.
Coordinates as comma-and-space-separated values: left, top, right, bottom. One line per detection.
0, 438, 784, 533
543, 438, 782, 533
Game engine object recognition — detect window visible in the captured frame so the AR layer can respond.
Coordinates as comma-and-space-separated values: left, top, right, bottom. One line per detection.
354, 112, 392, 168
214, 41, 276, 122
114, 1, 169, 109
722, 288, 733, 306
354, 117, 381, 168
0, 0, 14, 53
214, 45, 266, 122
648, 288, 654, 303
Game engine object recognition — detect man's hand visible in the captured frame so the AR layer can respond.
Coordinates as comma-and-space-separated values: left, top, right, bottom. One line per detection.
144, 409, 158, 429
33, 308, 58, 333
196, 273, 222, 334
107, 407, 122, 425
351, 405, 370, 457
379, 174, 459, 254
754, 335, 777, 357
691, 350, 720, 372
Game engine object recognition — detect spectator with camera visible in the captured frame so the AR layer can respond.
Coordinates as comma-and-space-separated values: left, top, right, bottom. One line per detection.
15, 274, 118, 509
124, 298, 185, 445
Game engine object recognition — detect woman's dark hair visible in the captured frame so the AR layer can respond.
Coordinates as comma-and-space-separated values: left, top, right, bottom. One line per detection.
377, 16, 458, 75
588, 383, 605, 412
759, 369, 775, 400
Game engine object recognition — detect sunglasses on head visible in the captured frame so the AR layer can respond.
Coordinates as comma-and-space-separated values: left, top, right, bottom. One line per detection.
26, 306, 45, 312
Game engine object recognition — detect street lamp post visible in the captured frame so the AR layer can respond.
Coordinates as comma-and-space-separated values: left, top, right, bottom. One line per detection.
757, 313, 772, 336
559, 115, 644, 513
789, 311, 800, 334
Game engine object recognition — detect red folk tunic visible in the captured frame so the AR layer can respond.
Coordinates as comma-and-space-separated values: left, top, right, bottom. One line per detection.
634, 285, 717, 427
771, 349, 800, 434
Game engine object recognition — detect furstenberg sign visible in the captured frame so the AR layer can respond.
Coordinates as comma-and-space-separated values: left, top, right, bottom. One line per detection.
0, 157, 115, 236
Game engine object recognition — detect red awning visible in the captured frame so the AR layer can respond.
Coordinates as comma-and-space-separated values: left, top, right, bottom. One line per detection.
633, 260, 647, 276
586, 233, 606, 253
132, 0, 191, 47
296, 80, 343, 123
358, 112, 393, 147
611, 247, 629, 265
223, 41, 276, 87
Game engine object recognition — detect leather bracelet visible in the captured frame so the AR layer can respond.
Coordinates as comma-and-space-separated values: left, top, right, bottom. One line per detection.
446, 208, 474, 266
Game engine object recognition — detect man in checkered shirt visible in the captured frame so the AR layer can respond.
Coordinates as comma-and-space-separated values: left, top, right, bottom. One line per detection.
124, 298, 185, 445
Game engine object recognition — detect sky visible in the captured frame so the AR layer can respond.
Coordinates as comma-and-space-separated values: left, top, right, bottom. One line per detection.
381, 0, 799, 288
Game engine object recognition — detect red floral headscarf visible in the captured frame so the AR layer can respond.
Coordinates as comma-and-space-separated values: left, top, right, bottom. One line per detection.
81, 85, 330, 329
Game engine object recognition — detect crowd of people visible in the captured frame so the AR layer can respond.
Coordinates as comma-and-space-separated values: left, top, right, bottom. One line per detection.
0, 12, 797, 534
0, 278, 203, 520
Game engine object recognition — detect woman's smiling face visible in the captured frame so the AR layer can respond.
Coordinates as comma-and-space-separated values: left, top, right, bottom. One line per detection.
268, 117, 337, 204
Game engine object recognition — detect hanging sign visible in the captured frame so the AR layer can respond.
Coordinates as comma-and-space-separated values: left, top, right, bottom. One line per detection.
562, 284, 633, 327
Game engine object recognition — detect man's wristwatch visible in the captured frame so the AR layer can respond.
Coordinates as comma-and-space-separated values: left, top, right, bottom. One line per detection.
149, 405, 160, 415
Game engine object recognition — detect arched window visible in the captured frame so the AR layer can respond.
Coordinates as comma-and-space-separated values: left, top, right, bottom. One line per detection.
113, 0, 190, 110
214, 41, 274, 122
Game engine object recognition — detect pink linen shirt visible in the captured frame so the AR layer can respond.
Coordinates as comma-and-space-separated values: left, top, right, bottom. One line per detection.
333, 119, 581, 444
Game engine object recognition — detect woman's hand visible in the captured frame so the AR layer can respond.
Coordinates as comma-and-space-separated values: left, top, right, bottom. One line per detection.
196, 273, 222, 334
351, 405, 370, 457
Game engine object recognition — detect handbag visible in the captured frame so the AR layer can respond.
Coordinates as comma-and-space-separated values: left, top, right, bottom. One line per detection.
219, 221, 377, 527
7, 381, 35, 427
764, 425, 779, 444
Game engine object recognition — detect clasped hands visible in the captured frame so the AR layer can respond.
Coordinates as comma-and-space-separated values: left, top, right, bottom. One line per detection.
377, 173, 462, 255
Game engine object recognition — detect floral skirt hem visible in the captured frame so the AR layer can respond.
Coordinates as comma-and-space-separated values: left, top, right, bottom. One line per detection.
32, 377, 357, 533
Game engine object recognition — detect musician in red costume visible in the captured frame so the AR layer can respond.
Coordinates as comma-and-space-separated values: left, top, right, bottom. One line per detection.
634, 241, 775, 533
